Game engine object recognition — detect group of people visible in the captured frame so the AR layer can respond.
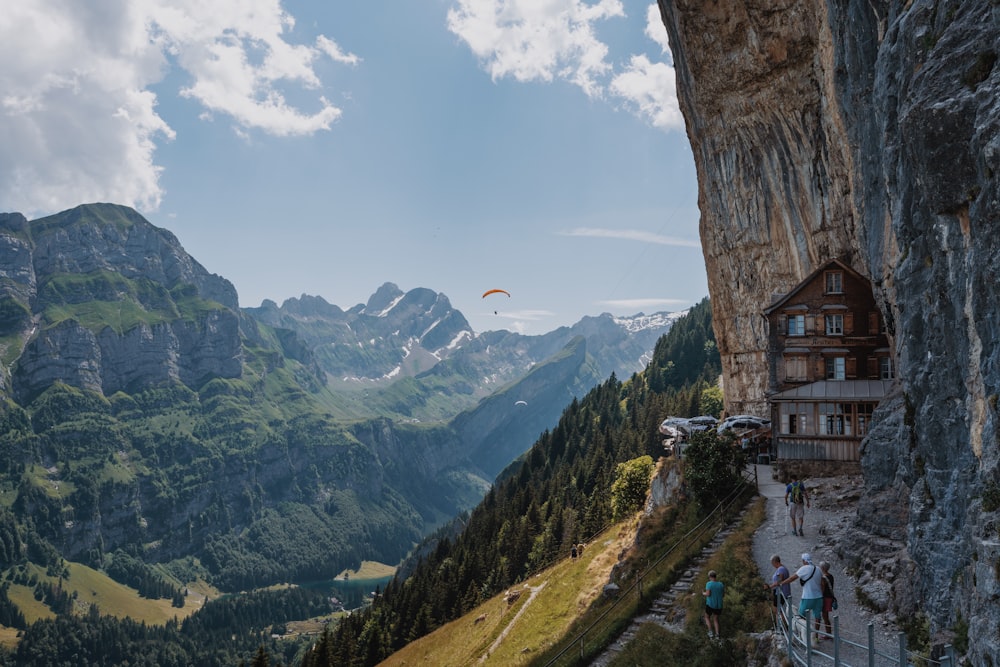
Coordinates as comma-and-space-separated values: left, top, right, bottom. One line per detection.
702, 553, 836, 642
767, 552, 836, 641
701, 475, 837, 642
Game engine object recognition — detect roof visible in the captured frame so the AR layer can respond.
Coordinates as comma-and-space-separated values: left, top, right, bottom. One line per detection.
770, 379, 891, 401
763, 258, 869, 315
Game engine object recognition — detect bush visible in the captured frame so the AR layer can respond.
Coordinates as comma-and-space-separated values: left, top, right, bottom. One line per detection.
682, 430, 743, 511
611, 456, 655, 520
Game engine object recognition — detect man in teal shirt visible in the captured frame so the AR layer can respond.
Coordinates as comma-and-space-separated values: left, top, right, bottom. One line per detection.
702, 569, 724, 638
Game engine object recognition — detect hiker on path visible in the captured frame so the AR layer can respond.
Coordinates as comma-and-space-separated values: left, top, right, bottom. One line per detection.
702, 570, 724, 639
766, 554, 792, 623
785, 476, 810, 536
820, 561, 836, 639
769, 553, 823, 640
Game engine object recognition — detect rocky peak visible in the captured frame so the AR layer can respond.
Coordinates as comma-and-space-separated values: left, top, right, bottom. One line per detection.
0, 203, 243, 402
364, 282, 405, 314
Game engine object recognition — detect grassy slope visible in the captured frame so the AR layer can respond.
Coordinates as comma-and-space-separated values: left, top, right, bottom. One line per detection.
6, 561, 214, 628
380, 497, 770, 667
380, 522, 635, 666
382, 522, 635, 667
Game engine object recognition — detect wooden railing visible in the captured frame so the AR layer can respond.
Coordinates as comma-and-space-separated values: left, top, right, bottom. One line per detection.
776, 438, 860, 461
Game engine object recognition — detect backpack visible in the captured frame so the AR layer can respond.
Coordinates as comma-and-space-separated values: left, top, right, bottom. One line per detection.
790, 481, 805, 504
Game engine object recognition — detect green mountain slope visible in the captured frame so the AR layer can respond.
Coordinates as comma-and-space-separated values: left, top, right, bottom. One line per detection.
319, 298, 721, 665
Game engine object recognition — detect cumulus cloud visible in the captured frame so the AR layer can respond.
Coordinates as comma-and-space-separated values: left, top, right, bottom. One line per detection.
609, 54, 683, 130
0, 0, 358, 216
560, 227, 700, 247
447, 0, 683, 132
644, 3, 671, 57
447, 0, 625, 98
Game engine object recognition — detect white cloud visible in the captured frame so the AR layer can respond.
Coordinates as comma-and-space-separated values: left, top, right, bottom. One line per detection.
609, 54, 683, 130
0, 0, 356, 216
560, 226, 700, 247
644, 3, 671, 57
447, 0, 625, 98
448, 1, 683, 131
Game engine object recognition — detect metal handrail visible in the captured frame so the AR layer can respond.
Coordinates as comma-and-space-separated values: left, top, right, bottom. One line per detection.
773, 596, 956, 666
541, 468, 755, 666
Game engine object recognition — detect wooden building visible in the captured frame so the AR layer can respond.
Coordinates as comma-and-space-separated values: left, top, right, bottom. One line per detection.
763, 259, 892, 461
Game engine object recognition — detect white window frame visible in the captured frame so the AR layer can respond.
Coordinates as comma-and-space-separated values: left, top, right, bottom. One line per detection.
825, 314, 844, 335
879, 356, 894, 380
787, 314, 805, 336
826, 356, 846, 380
825, 271, 844, 294
819, 403, 850, 435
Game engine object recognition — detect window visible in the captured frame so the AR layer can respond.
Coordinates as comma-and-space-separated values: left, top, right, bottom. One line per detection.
779, 403, 810, 435
819, 403, 852, 435
825, 314, 844, 335
784, 356, 808, 381
787, 315, 805, 336
879, 356, 894, 380
825, 271, 843, 294
825, 356, 846, 380
858, 403, 875, 435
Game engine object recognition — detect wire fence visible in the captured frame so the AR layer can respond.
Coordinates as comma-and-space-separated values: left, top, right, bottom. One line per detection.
773, 596, 958, 666
539, 465, 759, 666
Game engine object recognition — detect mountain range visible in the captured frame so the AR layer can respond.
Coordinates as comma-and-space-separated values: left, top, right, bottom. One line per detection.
0, 202, 684, 594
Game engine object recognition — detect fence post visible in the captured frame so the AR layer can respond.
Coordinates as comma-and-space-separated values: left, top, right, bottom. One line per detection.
898, 631, 907, 667
940, 644, 952, 667
868, 623, 875, 667
833, 615, 840, 666
805, 610, 813, 667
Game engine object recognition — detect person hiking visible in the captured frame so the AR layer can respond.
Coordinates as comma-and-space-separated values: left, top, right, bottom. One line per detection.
819, 561, 836, 640
765, 554, 792, 624
785, 476, 810, 536
702, 570, 724, 639
769, 553, 823, 641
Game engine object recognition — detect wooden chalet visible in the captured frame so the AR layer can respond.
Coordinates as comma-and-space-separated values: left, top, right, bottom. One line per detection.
763, 259, 893, 461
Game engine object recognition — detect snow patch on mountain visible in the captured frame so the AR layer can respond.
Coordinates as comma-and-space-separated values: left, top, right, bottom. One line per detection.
613, 310, 687, 333
375, 294, 405, 317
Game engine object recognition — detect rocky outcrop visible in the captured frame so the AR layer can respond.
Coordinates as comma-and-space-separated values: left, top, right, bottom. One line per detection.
0, 203, 243, 401
660, 0, 999, 659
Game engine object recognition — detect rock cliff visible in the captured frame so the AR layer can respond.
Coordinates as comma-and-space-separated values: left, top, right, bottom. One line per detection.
660, 0, 999, 659
0, 203, 242, 401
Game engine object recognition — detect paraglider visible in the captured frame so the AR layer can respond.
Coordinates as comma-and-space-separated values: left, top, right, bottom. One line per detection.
482, 289, 510, 314
514, 400, 528, 407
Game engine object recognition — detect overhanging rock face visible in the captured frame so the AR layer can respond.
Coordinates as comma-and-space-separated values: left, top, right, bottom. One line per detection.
659, 0, 1000, 659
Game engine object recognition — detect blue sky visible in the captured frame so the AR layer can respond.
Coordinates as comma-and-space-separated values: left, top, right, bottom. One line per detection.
0, 1, 706, 335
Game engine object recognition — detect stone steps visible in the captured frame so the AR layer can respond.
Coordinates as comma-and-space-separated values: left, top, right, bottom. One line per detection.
589, 508, 749, 667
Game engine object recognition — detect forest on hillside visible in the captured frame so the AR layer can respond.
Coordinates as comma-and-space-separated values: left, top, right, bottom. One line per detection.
0, 297, 718, 666
304, 297, 721, 666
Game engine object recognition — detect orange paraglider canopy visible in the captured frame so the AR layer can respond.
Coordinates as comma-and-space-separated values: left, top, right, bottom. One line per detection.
482, 289, 511, 298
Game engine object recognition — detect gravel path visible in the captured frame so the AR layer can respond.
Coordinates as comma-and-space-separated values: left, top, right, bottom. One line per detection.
751, 464, 906, 665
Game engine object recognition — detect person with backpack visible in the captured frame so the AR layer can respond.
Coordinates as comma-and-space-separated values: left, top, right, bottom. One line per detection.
769, 553, 824, 641
785, 476, 810, 536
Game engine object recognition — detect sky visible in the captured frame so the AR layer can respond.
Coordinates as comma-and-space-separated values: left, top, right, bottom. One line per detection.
0, 0, 707, 336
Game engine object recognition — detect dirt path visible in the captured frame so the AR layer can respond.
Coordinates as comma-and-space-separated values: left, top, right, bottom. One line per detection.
478, 581, 547, 663
751, 464, 904, 664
